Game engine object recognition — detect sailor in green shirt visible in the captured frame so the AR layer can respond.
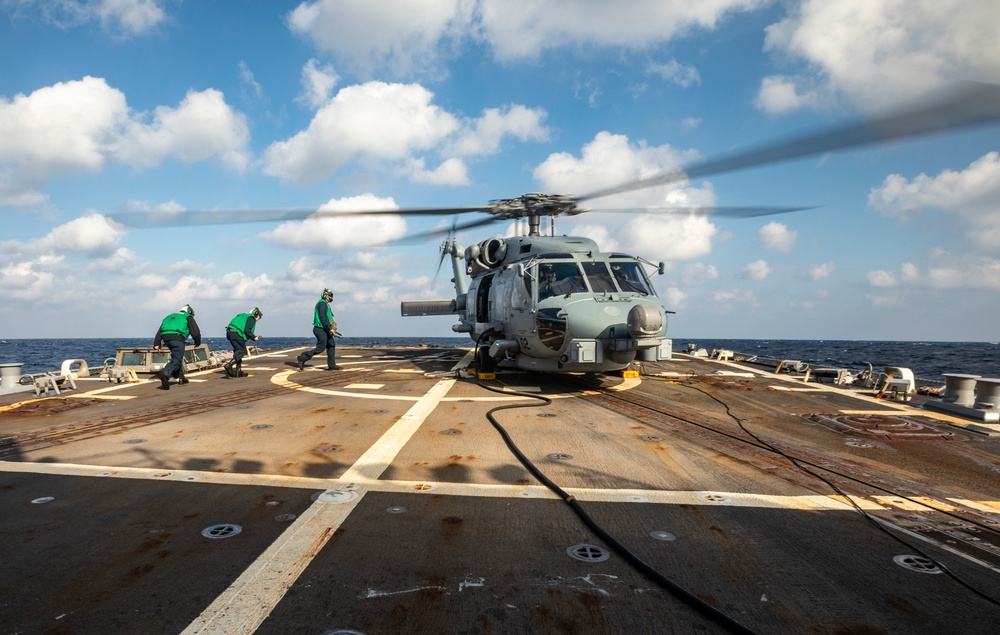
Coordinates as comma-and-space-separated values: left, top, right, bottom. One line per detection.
224, 307, 262, 378
296, 288, 341, 370
153, 304, 201, 390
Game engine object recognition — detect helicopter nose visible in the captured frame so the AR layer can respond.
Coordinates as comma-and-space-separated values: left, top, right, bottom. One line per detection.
627, 304, 662, 338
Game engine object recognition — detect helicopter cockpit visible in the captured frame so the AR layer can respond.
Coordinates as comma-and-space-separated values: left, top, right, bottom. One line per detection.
534, 258, 653, 301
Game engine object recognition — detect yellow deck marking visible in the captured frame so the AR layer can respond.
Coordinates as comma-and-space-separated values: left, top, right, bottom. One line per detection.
344, 383, 384, 390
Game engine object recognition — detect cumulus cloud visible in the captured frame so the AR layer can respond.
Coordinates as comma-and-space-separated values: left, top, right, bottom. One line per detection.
758, 221, 796, 252
0, 254, 65, 301
287, 0, 764, 75
868, 152, 1000, 250
711, 288, 757, 312
533, 131, 718, 261
0, 213, 127, 257
808, 261, 836, 280
0, 77, 250, 204
288, 0, 470, 78
741, 259, 771, 281
759, 0, 1000, 111
259, 194, 407, 251
263, 81, 547, 185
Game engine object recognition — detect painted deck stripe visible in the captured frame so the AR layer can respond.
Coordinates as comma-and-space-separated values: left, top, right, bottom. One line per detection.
179, 378, 457, 635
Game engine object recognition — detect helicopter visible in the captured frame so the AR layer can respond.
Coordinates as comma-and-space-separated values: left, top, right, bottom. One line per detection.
114, 82, 1000, 373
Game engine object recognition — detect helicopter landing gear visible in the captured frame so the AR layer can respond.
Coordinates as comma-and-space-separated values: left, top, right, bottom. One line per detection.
475, 345, 495, 374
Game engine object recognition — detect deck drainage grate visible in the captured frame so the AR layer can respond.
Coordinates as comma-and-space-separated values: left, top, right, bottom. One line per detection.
201, 524, 242, 539
31, 497, 55, 504
123, 439, 147, 444
650, 531, 676, 541
547, 453, 573, 461
537, 413, 557, 418
846, 441, 873, 448
274, 513, 297, 522
386, 505, 407, 514
249, 424, 272, 430
439, 429, 462, 435
893, 554, 942, 574
640, 435, 663, 442
566, 544, 610, 563
315, 445, 342, 452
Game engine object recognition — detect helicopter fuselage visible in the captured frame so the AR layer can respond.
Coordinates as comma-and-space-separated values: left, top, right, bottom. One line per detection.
402, 234, 672, 373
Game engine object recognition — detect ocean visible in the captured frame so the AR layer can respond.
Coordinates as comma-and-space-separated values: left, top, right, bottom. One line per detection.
1, 337, 998, 382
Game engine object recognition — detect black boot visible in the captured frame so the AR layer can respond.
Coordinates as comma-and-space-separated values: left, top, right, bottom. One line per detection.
156, 372, 170, 390
224, 360, 236, 377
236, 362, 248, 377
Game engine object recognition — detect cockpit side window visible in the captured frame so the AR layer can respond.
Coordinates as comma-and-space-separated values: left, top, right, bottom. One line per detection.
610, 261, 653, 295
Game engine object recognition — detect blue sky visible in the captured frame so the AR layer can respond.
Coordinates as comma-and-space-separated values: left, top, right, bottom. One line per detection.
2, 0, 1000, 342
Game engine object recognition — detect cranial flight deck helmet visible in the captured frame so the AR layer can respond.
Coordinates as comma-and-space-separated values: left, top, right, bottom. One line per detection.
322, 288, 333, 300
251, 307, 263, 319
180, 304, 195, 316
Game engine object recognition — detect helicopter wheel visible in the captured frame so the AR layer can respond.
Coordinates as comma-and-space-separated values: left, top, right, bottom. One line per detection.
476, 345, 495, 373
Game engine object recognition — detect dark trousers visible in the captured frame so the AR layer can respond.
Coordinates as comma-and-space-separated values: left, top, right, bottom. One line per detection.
227, 330, 248, 364
162, 339, 187, 379
299, 326, 336, 367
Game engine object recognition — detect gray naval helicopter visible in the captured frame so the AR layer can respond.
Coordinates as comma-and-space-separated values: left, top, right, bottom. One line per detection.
114, 82, 1000, 374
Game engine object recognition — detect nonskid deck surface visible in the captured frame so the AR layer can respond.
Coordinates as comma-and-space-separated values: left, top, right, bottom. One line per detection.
1, 346, 999, 634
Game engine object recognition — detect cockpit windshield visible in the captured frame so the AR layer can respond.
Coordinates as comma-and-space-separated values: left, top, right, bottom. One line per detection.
609, 261, 653, 295
534, 259, 653, 300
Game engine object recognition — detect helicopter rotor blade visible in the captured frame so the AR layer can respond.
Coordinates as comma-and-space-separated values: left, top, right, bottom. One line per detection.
579, 205, 817, 218
110, 205, 489, 229
577, 81, 1000, 204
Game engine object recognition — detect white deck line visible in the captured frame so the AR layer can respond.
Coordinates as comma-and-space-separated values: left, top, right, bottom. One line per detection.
179, 377, 457, 635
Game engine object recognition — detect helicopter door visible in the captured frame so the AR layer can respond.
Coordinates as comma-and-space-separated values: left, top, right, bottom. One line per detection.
475, 274, 494, 323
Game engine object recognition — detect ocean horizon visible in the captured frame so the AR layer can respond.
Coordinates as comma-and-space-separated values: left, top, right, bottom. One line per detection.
2, 337, 998, 382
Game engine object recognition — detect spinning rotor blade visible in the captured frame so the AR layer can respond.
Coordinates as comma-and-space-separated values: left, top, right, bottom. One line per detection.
577, 81, 1000, 203
579, 205, 816, 218
110, 205, 487, 229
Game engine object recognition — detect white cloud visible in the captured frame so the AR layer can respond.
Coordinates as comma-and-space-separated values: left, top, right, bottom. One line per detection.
260, 194, 408, 251
868, 152, 1000, 250
533, 131, 718, 261
0, 254, 64, 300
264, 82, 549, 185
0, 213, 127, 257
0, 77, 250, 204
741, 259, 771, 281
808, 261, 836, 280
681, 262, 719, 285
288, 0, 469, 77
758, 221, 796, 252
760, 0, 1000, 110
287, 1, 767, 74
7, 0, 168, 37
647, 59, 701, 87
662, 286, 687, 310
298, 58, 340, 109
117, 88, 251, 170
445, 104, 550, 157
866, 255, 1000, 290
755, 75, 827, 115
477, 0, 767, 62
262, 82, 459, 184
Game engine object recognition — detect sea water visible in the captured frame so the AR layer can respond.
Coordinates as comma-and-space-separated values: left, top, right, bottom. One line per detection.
1, 337, 998, 382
